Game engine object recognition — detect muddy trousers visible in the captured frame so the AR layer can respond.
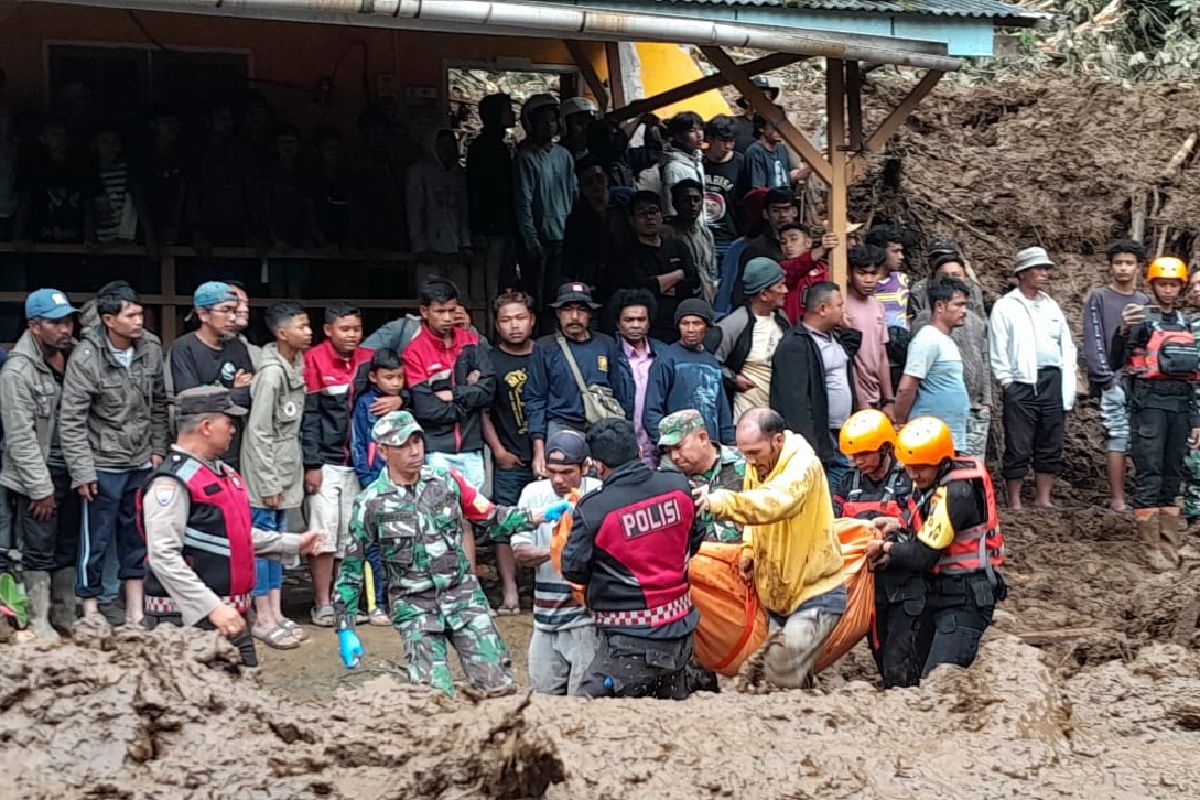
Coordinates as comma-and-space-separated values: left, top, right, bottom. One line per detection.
398, 607, 513, 697
921, 572, 1004, 678
1183, 449, 1200, 520
575, 630, 693, 699
1128, 387, 1191, 509
143, 610, 258, 668
871, 574, 930, 689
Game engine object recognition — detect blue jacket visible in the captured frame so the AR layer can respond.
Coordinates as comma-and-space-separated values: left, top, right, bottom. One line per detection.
713, 237, 748, 317
523, 332, 631, 439
351, 385, 410, 487
643, 343, 735, 447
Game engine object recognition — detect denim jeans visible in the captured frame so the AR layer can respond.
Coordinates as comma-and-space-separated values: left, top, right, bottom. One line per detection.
251, 507, 285, 598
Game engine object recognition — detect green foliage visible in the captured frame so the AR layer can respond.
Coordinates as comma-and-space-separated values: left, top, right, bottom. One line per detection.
961, 0, 1200, 83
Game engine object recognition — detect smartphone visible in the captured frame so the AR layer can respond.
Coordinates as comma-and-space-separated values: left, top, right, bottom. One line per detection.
1144, 304, 1163, 323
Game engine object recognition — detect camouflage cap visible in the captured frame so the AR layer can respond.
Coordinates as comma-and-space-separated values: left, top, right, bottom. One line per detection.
372, 410, 423, 446
658, 409, 706, 447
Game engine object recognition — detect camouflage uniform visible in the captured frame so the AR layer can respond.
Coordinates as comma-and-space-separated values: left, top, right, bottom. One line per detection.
333, 412, 536, 696
659, 410, 747, 543
1185, 313, 1200, 520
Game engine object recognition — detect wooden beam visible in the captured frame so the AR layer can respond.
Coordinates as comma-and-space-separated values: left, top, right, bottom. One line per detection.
826, 58, 848, 288
863, 69, 944, 152
607, 51, 807, 122
845, 60, 864, 153
604, 42, 626, 111
565, 40, 608, 112
700, 46, 831, 186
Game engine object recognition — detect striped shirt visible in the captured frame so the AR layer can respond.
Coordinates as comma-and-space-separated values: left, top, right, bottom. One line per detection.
512, 476, 600, 632
96, 161, 131, 243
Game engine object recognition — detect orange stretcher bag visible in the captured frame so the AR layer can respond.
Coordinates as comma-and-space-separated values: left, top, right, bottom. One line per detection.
548, 489, 588, 608
690, 542, 770, 677
813, 518, 879, 674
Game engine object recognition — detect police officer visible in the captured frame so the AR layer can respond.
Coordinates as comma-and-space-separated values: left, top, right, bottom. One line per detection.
1112, 256, 1200, 570
140, 387, 325, 667
331, 411, 567, 697
869, 417, 1006, 678
561, 418, 706, 698
835, 410, 921, 689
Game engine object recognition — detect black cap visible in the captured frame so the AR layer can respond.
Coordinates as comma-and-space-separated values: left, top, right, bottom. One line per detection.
175, 386, 248, 417
550, 282, 600, 309
546, 429, 589, 465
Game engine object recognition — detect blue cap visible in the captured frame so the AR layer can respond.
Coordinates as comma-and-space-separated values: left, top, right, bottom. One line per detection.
193, 281, 237, 309
25, 288, 78, 320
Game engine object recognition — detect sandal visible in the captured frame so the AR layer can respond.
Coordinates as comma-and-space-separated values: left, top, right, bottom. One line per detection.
368, 608, 391, 626
254, 624, 300, 649
495, 604, 521, 616
279, 618, 307, 641
310, 605, 336, 627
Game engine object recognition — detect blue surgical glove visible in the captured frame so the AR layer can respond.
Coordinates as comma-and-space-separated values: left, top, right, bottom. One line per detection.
338, 628, 364, 669
542, 499, 572, 522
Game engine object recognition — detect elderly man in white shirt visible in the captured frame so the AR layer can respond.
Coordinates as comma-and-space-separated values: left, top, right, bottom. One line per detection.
989, 246, 1078, 509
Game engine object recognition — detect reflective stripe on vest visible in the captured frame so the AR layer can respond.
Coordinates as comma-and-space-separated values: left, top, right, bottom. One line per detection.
841, 468, 912, 521
931, 456, 1006, 578
137, 451, 256, 601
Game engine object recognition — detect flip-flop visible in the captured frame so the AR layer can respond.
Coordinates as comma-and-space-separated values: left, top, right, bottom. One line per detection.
496, 604, 521, 616
253, 624, 300, 649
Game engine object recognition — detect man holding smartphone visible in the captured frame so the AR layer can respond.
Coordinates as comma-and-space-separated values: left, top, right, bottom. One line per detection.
1111, 256, 1200, 571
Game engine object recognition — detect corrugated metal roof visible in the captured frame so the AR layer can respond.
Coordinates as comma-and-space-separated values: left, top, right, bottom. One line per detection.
646, 0, 1045, 19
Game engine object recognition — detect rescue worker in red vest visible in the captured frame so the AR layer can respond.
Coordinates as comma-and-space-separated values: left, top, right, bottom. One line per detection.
833, 409, 913, 521
834, 409, 923, 689
868, 417, 1006, 678
1111, 256, 1200, 571
560, 418, 707, 699
140, 387, 325, 666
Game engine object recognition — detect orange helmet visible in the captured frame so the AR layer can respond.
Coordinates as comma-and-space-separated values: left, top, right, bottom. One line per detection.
895, 417, 955, 467
839, 409, 897, 456
1147, 256, 1188, 283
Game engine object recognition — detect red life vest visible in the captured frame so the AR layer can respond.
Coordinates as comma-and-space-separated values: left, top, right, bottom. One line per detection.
840, 467, 915, 522
137, 451, 256, 614
1128, 320, 1200, 381
929, 457, 1006, 578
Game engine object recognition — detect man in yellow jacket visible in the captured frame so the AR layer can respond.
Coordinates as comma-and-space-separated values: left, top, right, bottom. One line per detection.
695, 408, 845, 689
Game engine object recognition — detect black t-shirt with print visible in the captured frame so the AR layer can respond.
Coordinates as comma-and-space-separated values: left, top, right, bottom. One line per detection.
489, 347, 533, 463
703, 152, 745, 244
169, 332, 255, 469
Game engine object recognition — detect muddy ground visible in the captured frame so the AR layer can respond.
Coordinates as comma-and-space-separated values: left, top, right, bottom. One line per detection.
4, 507, 1200, 799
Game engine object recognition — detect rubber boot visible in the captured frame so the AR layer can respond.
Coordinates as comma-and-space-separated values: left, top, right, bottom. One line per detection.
24, 571, 60, 641
49, 567, 78, 632
1159, 507, 1184, 568
1135, 509, 1173, 572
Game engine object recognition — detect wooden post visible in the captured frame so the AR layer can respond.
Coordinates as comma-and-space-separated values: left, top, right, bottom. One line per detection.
161, 253, 177, 345
605, 42, 626, 111
565, 40, 609, 111
700, 46, 831, 185
845, 60, 864, 153
826, 58, 848, 290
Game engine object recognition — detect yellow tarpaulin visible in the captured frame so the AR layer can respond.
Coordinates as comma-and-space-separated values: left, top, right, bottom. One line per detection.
634, 43, 732, 119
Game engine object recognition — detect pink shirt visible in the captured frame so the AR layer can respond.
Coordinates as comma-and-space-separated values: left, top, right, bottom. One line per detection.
844, 292, 890, 408
623, 338, 657, 465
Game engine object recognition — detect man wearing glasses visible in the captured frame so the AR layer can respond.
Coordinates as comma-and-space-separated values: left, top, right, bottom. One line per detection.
168, 281, 255, 470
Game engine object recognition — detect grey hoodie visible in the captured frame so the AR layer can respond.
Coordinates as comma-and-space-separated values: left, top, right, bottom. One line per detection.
59, 324, 169, 487
659, 146, 705, 218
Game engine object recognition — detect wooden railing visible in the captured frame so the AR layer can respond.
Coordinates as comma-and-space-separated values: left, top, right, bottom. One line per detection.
0, 243, 481, 344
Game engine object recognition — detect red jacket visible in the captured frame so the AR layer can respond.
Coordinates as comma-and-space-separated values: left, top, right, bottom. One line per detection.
302, 340, 373, 468
782, 253, 829, 324
402, 325, 495, 454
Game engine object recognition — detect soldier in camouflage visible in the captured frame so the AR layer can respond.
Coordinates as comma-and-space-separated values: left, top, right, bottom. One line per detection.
332, 411, 567, 696
658, 410, 746, 543
1185, 278, 1200, 524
